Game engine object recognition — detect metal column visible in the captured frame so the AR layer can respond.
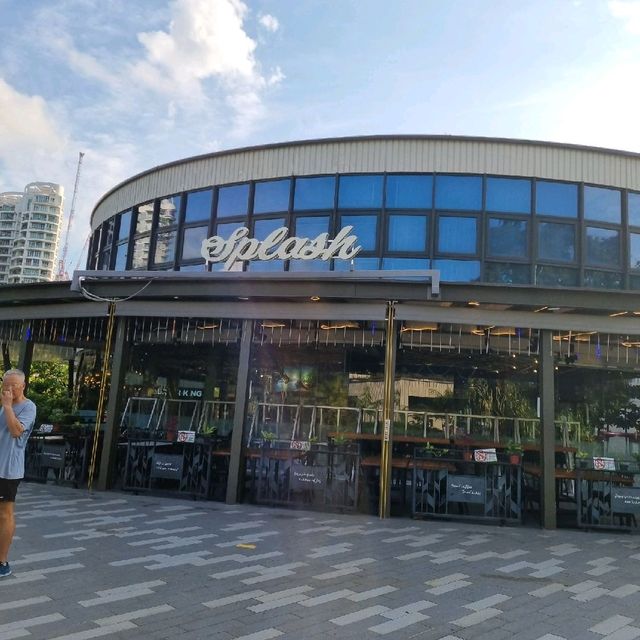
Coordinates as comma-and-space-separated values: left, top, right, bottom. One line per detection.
539, 329, 557, 528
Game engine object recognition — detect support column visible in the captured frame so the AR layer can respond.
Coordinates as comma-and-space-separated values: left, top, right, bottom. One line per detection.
539, 329, 556, 529
17, 321, 34, 383
226, 319, 254, 504
379, 301, 397, 519
95, 314, 128, 491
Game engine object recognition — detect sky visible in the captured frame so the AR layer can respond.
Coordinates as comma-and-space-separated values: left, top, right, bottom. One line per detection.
1, 0, 640, 271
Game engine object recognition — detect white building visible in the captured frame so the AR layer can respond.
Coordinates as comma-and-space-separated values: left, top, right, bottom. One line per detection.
0, 182, 64, 284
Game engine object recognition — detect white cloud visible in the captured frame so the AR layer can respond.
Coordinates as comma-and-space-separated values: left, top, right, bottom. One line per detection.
609, 0, 640, 34
259, 13, 280, 32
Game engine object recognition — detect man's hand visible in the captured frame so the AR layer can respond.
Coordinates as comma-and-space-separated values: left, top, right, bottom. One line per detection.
1, 388, 13, 408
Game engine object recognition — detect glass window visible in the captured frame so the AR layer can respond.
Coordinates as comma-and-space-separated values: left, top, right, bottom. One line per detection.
583, 270, 622, 290
158, 196, 180, 227
333, 257, 380, 271
381, 257, 430, 270
295, 216, 329, 238
99, 249, 111, 270
248, 259, 284, 272
487, 218, 528, 258
340, 214, 377, 251
630, 232, 640, 269
101, 219, 115, 251
254, 179, 291, 214
338, 175, 383, 208
486, 177, 531, 213
289, 259, 331, 272
386, 175, 432, 209
254, 218, 286, 241
485, 262, 530, 284
538, 222, 575, 262
181, 226, 209, 261
630, 274, 640, 290
135, 202, 154, 234
294, 176, 335, 210
216, 221, 245, 238
535, 265, 578, 287
535, 181, 577, 217
153, 230, 177, 265
435, 175, 482, 211
179, 263, 208, 272
433, 259, 480, 282
585, 227, 620, 267
629, 192, 640, 227
438, 216, 477, 254
118, 210, 132, 241
217, 183, 249, 218
131, 237, 150, 269
184, 189, 212, 224
387, 215, 428, 252
114, 242, 128, 271
584, 185, 621, 224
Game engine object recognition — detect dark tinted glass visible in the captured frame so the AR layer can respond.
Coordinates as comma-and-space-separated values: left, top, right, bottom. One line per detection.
114, 243, 128, 271
387, 215, 428, 252
386, 175, 432, 208
584, 186, 621, 223
433, 259, 480, 282
435, 175, 482, 211
338, 175, 383, 208
295, 216, 329, 237
289, 258, 330, 272
485, 262, 530, 284
217, 184, 249, 218
254, 217, 286, 241
102, 218, 115, 249
630, 232, 640, 269
294, 176, 335, 210
158, 196, 180, 227
538, 222, 575, 262
585, 227, 620, 266
135, 202, 154, 234
153, 230, 177, 264
583, 270, 622, 290
487, 218, 528, 257
340, 214, 377, 250
628, 192, 640, 227
535, 265, 578, 287
438, 216, 477, 254
182, 225, 209, 261
184, 189, 212, 224
630, 274, 640, 290
118, 210, 132, 240
536, 181, 577, 217
99, 249, 111, 270
333, 257, 380, 271
254, 179, 291, 213
486, 177, 531, 213
381, 257, 430, 270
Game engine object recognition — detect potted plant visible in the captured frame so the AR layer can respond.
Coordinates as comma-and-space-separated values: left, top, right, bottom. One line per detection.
504, 440, 524, 465
260, 430, 276, 448
575, 449, 589, 469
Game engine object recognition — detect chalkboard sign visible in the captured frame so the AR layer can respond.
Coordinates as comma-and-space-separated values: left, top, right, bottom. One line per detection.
447, 474, 485, 503
290, 464, 327, 491
41, 445, 65, 468
612, 488, 640, 514
151, 453, 183, 479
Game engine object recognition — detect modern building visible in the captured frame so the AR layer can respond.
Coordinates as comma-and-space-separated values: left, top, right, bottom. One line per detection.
0, 182, 64, 284
2, 136, 640, 529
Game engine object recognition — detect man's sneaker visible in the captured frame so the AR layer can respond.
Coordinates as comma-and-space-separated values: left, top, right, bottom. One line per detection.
0, 562, 11, 578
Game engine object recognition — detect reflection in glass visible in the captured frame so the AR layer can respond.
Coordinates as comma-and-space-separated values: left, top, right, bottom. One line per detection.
538, 222, 575, 262
386, 175, 432, 208
217, 184, 249, 218
153, 230, 177, 265
254, 218, 286, 241
585, 227, 619, 266
435, 175, 482, 210
433, 259, 480, 282
131, 236, 150, 269
583, 270, 622, 289
118, 210, 132, 240
289, 258, 331, 272
135, 202, 154, 234
158, 196, 181, 227
254, 179, 291, 213
182, 226, 209, 261
294, 176, 335, 210
630, 232, 640, 269
535, 265, 578, 287
487, 218, 527, 257
486, 177, 531, 213
584, 185, 621, 224
387, 215, 427, 252
248, 259, 284, 272
628, 192, 640, 227
382, 257, 430, 270
216, 221, 245, 238
630, 274, 640, 290
184, 189, 212, 224
114, 243, 128, 271
102, 218, 115, 250
438, 216, 476, 254
334, 257, 380, 271
179, 263, 208, 272
295, 216, 329, 238
338, 175, 383, 208
536, 181, 577, 217
340, 214, 377, 251
485, 262, 530, 284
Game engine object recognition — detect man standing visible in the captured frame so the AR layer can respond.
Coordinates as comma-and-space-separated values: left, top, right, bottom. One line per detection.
0, 369, 36, 578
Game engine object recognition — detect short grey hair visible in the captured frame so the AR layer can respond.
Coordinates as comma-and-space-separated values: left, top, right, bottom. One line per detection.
3, 368, 25, 382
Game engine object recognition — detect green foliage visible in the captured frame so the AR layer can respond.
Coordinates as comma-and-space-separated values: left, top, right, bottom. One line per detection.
575, 449, 589, 459
27, 361, 73, 425
504, 440, 524, 454
466, 379, 535, 418
200, 424, 217, 437
331, 433, 349, 446
260, 429, 276, 441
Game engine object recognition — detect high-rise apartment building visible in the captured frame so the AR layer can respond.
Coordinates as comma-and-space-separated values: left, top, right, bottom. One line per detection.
0, 182, 64, 284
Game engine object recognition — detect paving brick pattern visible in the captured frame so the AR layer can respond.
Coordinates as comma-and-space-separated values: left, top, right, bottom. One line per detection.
1, 484, 640, 639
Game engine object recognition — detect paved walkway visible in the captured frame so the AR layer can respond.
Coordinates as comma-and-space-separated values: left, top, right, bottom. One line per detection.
1, 483, 640, 639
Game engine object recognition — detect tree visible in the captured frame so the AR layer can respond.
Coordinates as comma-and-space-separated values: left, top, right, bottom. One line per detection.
27, 361, 73, 425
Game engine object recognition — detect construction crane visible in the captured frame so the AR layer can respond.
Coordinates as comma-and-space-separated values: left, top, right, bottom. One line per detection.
57, 151, 85, 280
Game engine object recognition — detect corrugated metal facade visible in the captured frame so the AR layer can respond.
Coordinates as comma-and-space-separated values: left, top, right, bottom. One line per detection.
91, 136, 640, 229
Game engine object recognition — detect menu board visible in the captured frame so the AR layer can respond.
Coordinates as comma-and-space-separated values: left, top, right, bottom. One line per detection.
612, 488, 640, 514
290, 464, 327, 491
447, 474, 485, 503
151, 453, 183, 479
41, 445, 65, 468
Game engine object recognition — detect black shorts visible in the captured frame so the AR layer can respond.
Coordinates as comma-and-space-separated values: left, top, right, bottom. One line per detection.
0, 478, 21, 502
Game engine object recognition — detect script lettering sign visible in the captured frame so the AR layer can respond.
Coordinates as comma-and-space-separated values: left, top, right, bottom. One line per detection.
201, 226, 362, 270
447, 474, 485, 503
290, 464, 327, 491
612, 488, 640, 514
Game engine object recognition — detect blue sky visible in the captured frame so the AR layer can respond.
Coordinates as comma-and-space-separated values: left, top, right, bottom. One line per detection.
1, 0, 639, 270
